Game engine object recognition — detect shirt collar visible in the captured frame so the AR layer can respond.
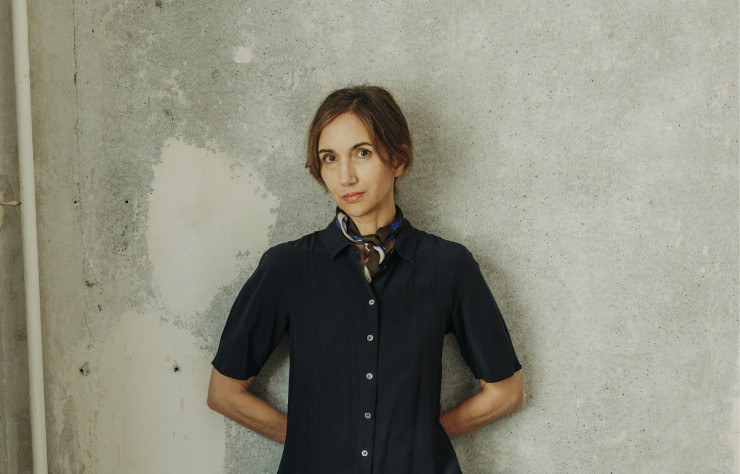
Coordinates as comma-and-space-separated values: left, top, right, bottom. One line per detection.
323, 214, 417, 263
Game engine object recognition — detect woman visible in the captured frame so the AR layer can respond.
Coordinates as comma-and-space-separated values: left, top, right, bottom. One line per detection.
208, 85, 524, 473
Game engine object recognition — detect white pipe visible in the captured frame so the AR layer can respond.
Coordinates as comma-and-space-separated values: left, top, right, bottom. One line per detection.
11, 0, 49, 472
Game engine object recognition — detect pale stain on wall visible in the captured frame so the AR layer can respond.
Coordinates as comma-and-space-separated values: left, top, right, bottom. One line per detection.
91, 310, 226, 473
232, 45, 253, 64
147, 137, 278, 316
55, 138, 280, 472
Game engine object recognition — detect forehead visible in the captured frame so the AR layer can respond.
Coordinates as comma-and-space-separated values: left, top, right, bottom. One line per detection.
317, 112, 373, 148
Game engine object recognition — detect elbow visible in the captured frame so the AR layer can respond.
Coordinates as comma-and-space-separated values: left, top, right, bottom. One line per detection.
505, 370, 525, 413
511, 389, 524, 412
508, 378, 525, 413
207, 383, 227, 413
207, 375, 253, 413
479, 371, 525, 417
507, 377, 525, 413
206, 391, 219, 412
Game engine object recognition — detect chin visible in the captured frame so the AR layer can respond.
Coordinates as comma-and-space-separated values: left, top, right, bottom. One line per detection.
339, 203, 368, 217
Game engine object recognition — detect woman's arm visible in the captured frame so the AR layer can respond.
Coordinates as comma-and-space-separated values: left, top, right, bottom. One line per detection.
439, 370, 524, 439
207, 367, 288, 444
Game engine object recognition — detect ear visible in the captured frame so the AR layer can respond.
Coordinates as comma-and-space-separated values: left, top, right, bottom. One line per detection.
392, 158, 405, 178
391, 144, 409, 178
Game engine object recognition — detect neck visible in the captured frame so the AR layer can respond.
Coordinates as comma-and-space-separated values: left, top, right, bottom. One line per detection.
349, 202, 397, 236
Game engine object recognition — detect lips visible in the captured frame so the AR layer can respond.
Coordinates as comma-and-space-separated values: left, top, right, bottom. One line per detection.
342, 192, 365, 203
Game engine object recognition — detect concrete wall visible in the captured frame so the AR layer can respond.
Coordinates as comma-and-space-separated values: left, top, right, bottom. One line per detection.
2, 0, 737, 472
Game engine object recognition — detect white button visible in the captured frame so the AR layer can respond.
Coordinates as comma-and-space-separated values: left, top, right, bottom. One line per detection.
368, 299, 375, 305
364, 412, 372, 419
361, 449, 368, 456
367, 334, 373, 341
366, 372, 373, 379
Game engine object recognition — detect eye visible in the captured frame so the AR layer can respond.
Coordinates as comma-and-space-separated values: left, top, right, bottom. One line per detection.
356, 149, 371, 158
321, 154, 336, 163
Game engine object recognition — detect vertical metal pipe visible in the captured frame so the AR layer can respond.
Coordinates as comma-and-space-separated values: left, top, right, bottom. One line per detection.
11, 0, 49, 472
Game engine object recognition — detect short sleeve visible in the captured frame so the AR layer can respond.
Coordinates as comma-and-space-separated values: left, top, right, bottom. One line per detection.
211, 249, 289, 380
446, 248, 522, 383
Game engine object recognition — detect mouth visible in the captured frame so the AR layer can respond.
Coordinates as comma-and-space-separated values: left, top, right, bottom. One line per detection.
342, 192, 365, 203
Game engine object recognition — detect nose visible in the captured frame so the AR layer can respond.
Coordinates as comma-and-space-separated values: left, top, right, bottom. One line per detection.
338, 158, 357, 186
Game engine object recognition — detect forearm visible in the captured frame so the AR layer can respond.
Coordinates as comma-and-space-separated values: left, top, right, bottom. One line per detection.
209, 388, 288, 444
215, 387, 507, 443
439, 374, 523, 439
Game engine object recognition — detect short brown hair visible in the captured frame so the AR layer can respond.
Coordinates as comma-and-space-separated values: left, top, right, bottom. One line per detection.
305, 85, 414, 191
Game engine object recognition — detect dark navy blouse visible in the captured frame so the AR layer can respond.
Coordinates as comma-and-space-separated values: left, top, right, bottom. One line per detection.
212, 216, 522, 474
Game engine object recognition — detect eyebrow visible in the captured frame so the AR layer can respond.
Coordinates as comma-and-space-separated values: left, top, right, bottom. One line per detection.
318, 142, 373, 155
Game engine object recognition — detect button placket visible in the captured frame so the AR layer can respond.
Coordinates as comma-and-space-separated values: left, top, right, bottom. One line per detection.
358, 289, 379, 468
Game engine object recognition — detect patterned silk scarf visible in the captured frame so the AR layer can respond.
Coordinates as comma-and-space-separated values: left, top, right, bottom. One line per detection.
335, 205, 404, 283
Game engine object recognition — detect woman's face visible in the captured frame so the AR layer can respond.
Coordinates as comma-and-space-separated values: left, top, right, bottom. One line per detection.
318, 112, 404, 228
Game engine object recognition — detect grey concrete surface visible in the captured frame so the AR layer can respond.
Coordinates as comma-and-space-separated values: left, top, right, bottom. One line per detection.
2, 0, 737, 472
